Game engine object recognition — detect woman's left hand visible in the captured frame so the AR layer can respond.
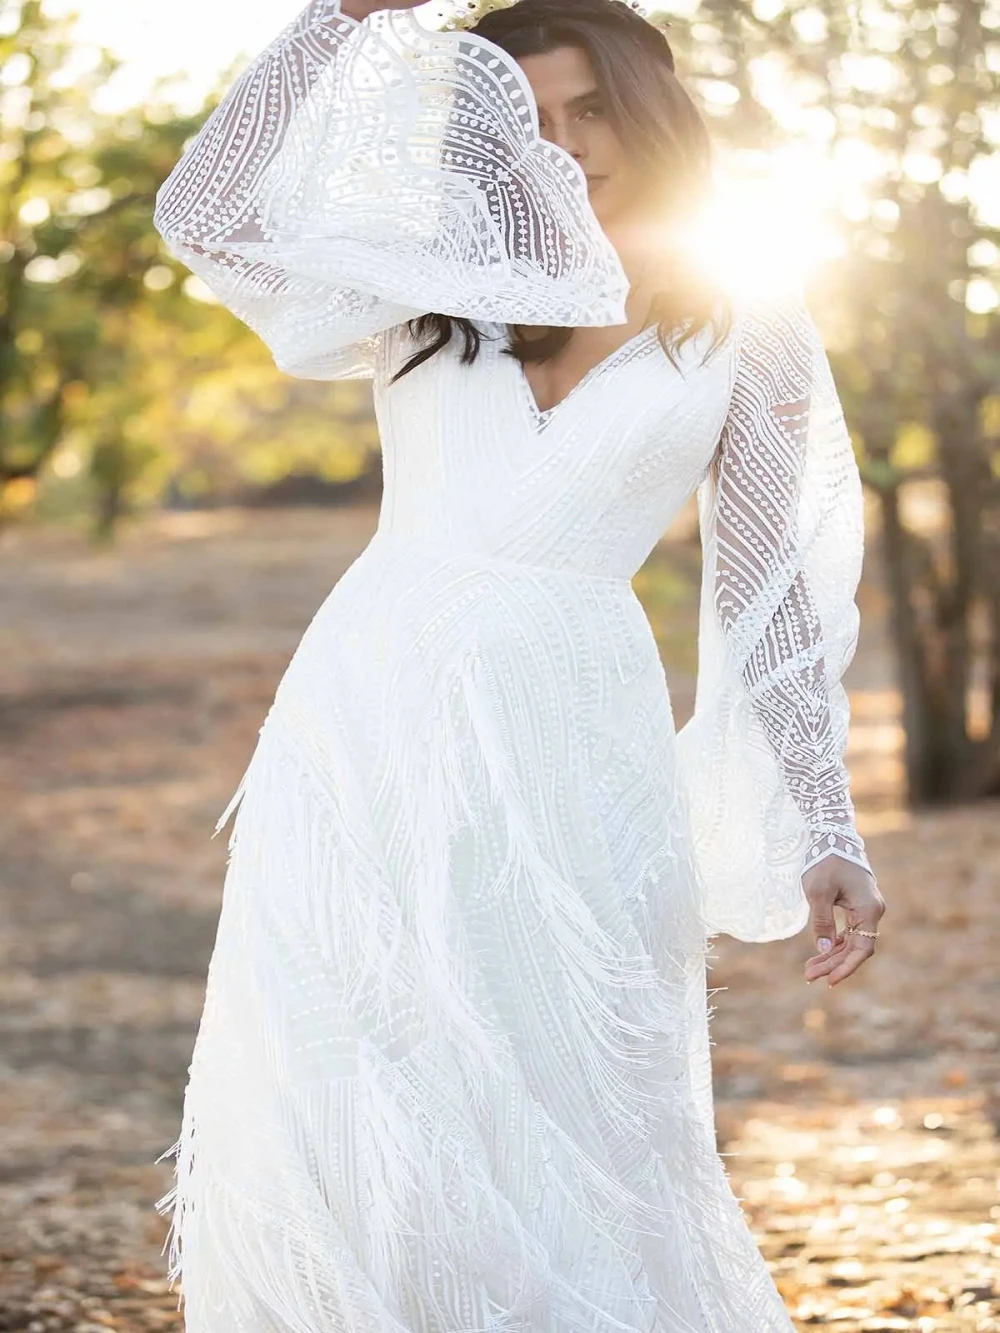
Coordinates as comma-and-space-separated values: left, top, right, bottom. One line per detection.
802, 856, 886, 988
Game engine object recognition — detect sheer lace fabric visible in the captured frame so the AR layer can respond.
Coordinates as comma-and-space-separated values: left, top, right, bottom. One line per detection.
153, 0, 630, 379
676, 297, 873, 941
153, 2, 873, 1330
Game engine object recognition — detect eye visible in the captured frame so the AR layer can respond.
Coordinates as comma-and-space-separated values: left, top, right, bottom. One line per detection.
579, 102, 605, 120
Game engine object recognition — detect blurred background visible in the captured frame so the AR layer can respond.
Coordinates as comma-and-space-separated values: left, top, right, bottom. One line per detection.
1, 0, 999, 1329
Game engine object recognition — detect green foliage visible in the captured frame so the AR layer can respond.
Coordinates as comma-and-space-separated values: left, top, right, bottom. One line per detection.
0, 1, 378, 535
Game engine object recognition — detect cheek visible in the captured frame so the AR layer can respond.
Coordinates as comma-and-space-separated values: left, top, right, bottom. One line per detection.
606, 138, 657, 206
589, 124, 629, 175
582, 125, 652, 220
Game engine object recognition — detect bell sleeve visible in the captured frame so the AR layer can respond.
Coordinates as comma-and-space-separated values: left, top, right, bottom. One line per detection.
674, 292, 875, 943
152, 0, 630, 380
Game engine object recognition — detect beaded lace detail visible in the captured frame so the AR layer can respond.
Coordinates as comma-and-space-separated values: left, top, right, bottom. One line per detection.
712, 301, 872, 879
676, 295, 874, 940
151, 4, 872, 1330
153, 0, 630, 380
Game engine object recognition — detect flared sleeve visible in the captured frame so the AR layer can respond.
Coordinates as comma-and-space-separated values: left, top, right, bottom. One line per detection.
675, 292, 875, 943
153, 0, 630, 379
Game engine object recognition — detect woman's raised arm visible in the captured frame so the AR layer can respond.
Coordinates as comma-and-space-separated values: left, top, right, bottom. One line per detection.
153, 0, 629, 379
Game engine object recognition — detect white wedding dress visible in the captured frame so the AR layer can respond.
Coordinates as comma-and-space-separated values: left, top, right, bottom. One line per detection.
152, 4, 874, 1330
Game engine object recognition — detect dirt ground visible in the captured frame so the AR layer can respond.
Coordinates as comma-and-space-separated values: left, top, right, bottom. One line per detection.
1, 506, 997, 1332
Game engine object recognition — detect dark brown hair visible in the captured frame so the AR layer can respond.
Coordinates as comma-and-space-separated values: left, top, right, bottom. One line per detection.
391, 0, 730, 383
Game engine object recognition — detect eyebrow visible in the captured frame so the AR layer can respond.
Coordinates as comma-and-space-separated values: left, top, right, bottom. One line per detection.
566, 88, 603, 111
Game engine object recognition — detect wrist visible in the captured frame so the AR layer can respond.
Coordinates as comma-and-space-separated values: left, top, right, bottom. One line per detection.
803, 833, 873, 879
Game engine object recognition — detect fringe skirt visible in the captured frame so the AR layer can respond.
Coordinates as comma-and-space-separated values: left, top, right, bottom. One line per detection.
155, 528, 796, 1333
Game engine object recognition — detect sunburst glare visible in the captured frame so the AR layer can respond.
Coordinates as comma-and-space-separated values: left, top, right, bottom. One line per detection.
682, 153, 847, 299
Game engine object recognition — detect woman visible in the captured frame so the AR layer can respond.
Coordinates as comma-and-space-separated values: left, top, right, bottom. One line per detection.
153, 0, 886, 1328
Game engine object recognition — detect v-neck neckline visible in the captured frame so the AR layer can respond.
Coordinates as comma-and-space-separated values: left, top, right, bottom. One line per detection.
514, 324, 662, 431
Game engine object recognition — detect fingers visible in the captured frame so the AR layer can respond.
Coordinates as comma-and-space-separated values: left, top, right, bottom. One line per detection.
824, 940, 876, 986
808, 902, 838, 956
802, 862, 885, 986
804, 933, 848, 983
804, 926, 878, 987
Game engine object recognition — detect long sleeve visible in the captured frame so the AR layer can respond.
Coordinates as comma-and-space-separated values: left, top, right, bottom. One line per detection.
153, 0, 629, 380
675, 293, 874, 943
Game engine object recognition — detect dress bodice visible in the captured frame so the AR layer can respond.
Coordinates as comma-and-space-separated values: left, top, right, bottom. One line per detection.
374, 321, 735, 582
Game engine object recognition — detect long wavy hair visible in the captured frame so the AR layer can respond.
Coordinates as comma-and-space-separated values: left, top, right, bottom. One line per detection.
391, 0, 730, 384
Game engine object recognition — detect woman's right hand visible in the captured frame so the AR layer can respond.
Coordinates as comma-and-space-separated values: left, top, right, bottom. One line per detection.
802, 857, 886, 988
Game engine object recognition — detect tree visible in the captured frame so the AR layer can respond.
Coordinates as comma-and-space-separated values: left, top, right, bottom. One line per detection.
0, 0, 192, 523
1, 2, 379, 536
0, 0, 112, 497
653, 0, 1000, 802
830, 0, 1000, 802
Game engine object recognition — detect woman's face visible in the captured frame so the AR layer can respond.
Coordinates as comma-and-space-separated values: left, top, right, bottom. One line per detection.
516, 45, 643, 229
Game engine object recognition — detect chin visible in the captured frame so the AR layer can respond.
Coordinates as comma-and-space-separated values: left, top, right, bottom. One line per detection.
586, 182, 613, 221
589, 196, 625, 232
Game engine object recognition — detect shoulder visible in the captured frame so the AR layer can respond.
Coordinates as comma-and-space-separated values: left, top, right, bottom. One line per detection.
731, 287, 818, 401
733, 286, 813, 346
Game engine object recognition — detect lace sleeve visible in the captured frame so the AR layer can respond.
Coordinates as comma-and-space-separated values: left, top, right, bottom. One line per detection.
153, 0, 630, 380
675, 293, 875, 943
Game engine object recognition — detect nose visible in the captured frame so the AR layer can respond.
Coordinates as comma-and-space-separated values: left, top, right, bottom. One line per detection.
543, 118, 586, 164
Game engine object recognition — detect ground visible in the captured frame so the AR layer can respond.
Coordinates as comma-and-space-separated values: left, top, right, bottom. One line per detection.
1, 507, 997, 1332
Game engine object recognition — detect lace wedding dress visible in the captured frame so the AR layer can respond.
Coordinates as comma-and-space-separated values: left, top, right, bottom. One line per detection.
152, 3, 874, 1330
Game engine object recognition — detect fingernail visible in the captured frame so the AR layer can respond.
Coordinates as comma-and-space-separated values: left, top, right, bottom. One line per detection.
818, 937, 832, 952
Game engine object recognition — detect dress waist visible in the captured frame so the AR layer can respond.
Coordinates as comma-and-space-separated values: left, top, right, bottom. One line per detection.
369, 526, 632, 591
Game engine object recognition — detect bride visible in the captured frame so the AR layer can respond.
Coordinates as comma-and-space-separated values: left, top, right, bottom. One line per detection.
152, 0, 886, 1328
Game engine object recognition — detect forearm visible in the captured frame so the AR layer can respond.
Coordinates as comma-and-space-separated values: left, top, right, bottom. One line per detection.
737, 583, 872, 876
